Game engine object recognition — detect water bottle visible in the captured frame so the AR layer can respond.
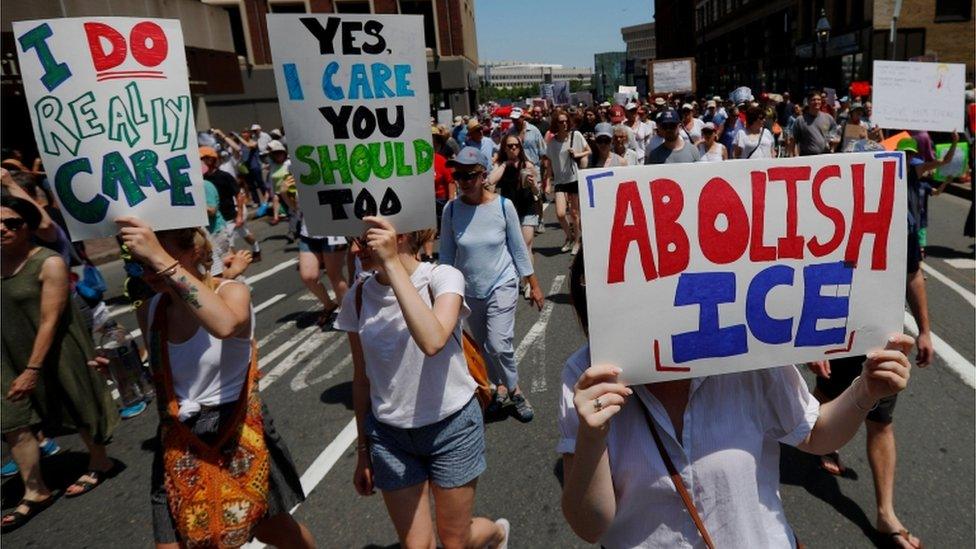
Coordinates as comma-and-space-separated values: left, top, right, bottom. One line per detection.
98, 321, 146, 408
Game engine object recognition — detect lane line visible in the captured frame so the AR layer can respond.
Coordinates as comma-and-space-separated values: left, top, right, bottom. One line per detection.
259, 330, 336, 390
246, 257, 299, 285
921, 262, 976, 308
520, 275, 566, 394
255, 302, 319, 348
258, 324, 325, 371
943, 258, 976, 270
290, 337, 351, 391
903, 311, 975, 388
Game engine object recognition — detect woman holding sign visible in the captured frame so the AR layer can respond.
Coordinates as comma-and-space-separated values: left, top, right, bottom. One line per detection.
557, 252, 916, 548
112, 217, 314, 548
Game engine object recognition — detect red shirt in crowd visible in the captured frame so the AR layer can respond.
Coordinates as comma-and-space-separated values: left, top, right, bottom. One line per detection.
433, 153, 453, 201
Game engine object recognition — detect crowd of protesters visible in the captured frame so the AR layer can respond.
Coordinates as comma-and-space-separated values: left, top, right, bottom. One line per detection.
0, 75, 973, 548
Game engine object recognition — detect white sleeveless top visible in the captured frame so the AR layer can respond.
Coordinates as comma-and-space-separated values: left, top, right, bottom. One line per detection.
697, 142, 725, 162
148, 280, 255, 421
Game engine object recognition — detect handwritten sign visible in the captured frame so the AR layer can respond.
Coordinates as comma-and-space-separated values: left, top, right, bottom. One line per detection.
933, 141, 969, 182
13, 18, 206, 241
650, 58, 695, 94
579, 153, 907, 384
872, 60, 965, 133
267, 14, 434, 235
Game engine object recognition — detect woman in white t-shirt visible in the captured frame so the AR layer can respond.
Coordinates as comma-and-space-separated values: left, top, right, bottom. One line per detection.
544, 108, 590, 256
678, 103, 705, 145
557, 252, 915, 548
696, 122, 727, 162
734, 105, 777, 159
334, 217, 509, 549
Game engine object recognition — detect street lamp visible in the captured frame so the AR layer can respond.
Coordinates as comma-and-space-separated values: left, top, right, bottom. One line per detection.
815, 9, 831, 87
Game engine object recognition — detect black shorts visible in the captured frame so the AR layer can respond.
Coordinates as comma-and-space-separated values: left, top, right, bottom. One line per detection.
814, 355, 897, 424
554, 181, 579, 194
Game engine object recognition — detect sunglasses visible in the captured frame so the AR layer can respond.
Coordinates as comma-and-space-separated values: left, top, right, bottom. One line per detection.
453, 171, 484, 182
1, 217, 26, 231
505, 143, 521, 149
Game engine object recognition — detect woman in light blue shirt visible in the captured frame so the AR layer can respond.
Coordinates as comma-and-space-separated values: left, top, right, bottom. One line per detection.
440, 147, 544, 423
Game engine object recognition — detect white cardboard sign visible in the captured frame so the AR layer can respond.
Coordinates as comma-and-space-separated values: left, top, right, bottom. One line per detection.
872, 60, 965, 133
267, 14, 434, 236
651, 58, 694, 94
13, 17, 206, 241
579, 153, 907, 385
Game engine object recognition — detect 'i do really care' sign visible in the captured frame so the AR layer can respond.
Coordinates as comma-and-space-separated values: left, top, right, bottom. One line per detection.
13, 18, 206, 241
579, 153, 907, 385
267, 14, 435, 236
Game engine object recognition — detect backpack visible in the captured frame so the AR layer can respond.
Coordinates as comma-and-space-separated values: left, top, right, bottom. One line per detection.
355, 270, 492, 411
75, 262, 107, 306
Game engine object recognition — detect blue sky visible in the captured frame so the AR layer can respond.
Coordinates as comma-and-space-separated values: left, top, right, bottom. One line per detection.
474, 0, 654, 69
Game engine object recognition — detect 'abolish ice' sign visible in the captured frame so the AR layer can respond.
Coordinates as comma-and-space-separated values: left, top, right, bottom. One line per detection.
579, 153, 907, 385
13, 18, 205, 241
267, 14, 434, 236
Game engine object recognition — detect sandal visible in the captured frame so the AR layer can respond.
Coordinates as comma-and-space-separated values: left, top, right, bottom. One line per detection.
881, 529, 923, 549
65, 463, 118, 498
316, 304, 339, 327
819, 451, 847, 476
1, 495, 56, 532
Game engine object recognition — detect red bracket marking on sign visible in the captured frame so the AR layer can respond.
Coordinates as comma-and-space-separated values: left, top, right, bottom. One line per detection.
653, 339, 691, 372
824, 331, 856, 355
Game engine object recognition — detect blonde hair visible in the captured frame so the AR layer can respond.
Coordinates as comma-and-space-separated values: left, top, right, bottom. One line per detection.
406, 229, 437, 255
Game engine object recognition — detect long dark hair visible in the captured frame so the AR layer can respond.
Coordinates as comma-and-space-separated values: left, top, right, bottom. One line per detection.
569, 249, 588, 336
497, 134, 527, 169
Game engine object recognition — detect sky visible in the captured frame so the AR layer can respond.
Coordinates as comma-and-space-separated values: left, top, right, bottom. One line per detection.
474, 0, 654, 69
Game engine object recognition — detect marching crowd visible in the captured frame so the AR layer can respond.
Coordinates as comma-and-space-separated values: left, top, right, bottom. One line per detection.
1, 81, 974, 548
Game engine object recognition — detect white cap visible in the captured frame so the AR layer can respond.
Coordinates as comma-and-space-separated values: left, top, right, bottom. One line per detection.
706, 100, 717, 108
250, 123, 262, 131
267, 140, 286, 153
624, 101, 639, 111
510, 107, 524, 119
600, 101, 611, 107
681, 103, 694, 111
654, 97, 666, 106
702, 121, 716, 130
712, 95, 722, 102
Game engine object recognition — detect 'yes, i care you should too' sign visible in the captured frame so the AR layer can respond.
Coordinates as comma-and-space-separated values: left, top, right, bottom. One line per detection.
13, 18, 206, 240
580, 153, 907, 385
267, 14, 434, 236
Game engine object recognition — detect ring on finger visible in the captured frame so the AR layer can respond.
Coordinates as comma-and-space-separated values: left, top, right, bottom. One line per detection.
594, 397, 603, 411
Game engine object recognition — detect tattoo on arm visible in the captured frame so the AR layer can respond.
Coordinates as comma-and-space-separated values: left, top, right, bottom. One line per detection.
170, 275, 202, 309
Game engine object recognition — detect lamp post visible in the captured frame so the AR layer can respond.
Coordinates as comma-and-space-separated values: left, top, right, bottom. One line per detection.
815, 9, 831, 87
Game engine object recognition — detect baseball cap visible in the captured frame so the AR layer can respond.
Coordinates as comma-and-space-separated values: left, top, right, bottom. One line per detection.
657, 109, 680, 125
198, 146, 218, 159
654, 97, 666, 106
625, 101, 638, 111
250, 123, 262, 131
896, 138, 919, 154
594, 122, 614, 139
270, 128, 283, 138
453, 116, 463, 125
702, 122, 716, 132
467, 119, 482, 130
706, 100, 717, 108
712, 95, 722, 101
600, 101, 611, 108
680, 103, 694, 111
609, 105, 626, 123
510, 107, 524, 119
267, 140, 286, 153
446, 146, 491, 171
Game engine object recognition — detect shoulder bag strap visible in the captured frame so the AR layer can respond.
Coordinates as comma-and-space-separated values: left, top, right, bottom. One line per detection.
636, 396, 716, 549
746, 127, 766, 159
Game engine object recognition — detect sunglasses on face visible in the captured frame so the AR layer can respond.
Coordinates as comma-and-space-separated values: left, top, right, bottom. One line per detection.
453, 171, 484, 182
505, 143, 521, 149
1, 217, 26, 231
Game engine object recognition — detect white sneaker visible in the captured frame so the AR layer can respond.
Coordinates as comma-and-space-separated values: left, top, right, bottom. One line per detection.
493, 518, 510, 549
570, 241, 581, 255
536, 223, 546, 234
523, 284, 531, 299
560, 240, 573, 253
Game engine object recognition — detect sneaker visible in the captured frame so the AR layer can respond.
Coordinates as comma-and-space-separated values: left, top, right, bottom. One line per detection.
508, 393, 534, 423
560, 240, 573, 253
485, 392, 510, 423
523, 284, 531, 299
120, 400, 148, 419
38, 438, 61, 458
0, 459, 18, 478
536, 223, 546, 234
570, 241, 581, 256
495, 518, 510, 549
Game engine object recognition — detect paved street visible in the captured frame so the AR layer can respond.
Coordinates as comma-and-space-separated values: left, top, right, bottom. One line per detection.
1, 193, 973, 548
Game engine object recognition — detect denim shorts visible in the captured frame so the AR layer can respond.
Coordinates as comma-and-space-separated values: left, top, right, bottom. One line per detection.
365, 397, 485, 491
298, 236, 343, 254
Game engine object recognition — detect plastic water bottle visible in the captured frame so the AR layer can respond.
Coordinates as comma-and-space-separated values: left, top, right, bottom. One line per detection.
98, 321, 146, 408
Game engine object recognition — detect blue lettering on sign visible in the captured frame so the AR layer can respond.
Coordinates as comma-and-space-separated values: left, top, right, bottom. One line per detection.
283, 63, 304, 100
323, 61, 343, 100
746, 265, 795, 344
795, 261, 853, 347
671, 272, 748, 363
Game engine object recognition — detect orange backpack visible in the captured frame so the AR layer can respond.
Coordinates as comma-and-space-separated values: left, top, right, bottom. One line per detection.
355, 272, 492, 411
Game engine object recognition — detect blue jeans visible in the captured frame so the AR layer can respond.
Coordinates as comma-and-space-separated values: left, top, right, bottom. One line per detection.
465, 278, 519, 390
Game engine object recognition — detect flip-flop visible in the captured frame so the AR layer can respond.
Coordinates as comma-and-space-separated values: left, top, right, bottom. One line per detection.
819, 451, 847, 476
64, 463, 118, 498
316, 305, 339, 327
881, 529, 923, 549
0, 495, 56, 532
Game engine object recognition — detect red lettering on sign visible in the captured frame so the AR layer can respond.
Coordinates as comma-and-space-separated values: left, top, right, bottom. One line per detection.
607, 181, 657, 284
84, 23, 127, 72
749, 171, 776, 261
129, 22, 168, 67
650, 178, 689, 277
844, 162, 895, 270
767, 166, 809, 259
808, 164, 845, 257
698, 177, 749, 264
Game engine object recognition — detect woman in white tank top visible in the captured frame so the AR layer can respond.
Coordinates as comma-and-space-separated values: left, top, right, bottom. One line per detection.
117, 217, 314, 549
697, 122, 727, 162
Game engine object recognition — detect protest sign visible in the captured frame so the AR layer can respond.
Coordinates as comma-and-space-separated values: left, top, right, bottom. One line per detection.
437, 108, 453, 128
12, 17, 206, 241
553, 80, 571, 106
872, 60, 965, 132
649, 57, 695, 94
824, 87, 837, 107
933, 141, 969, 182
539, 83, 554, 103
880, 131, 911, 151
267, 14, 434, 235
613, 93, 629, 106
579, 153, 907, 384
617, 85, 637, 97
729, 86, 752, 105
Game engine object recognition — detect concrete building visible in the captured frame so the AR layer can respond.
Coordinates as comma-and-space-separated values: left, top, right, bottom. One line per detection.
621, 21, 656, 73
689, 0, 974, 97
594, 51, 627, 101
653, 0, 696, 60
479, 62, 592, 89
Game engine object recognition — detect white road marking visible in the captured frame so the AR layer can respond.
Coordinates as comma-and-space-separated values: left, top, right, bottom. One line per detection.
255, 302, 319, 348
921, 262, 976, 307
245, 257, 298, 285
903, 312, 975, 388
258, 324, 324, 371
943, 258, 976, 270
253, 293, 287, 313
259, 330, 336, 390
521, 275, 566, 394
289, 336, 352, 391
